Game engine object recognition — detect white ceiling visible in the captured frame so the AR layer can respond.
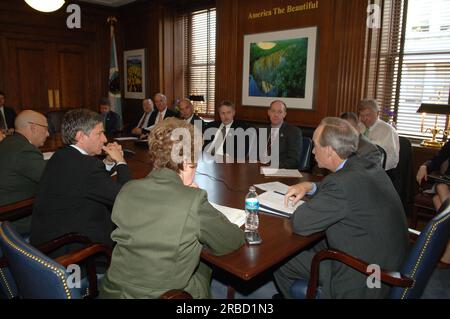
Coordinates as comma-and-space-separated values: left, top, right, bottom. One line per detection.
78, 0, 138, 7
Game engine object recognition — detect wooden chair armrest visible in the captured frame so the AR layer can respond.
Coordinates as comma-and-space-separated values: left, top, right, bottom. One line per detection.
55, 243, 112, 299
306, 249, 413, 299
37, 233, 93, 255
160, 289, 193, 299
0, 198, 35, 221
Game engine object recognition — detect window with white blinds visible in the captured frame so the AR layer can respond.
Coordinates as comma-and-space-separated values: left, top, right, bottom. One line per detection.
367, 0, 450, 140
182, 8, 216, 116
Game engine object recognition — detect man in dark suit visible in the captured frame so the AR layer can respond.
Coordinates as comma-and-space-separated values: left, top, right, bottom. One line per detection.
131, 98, 154, 136
262, 100, 302, 169
0, 91, 17, 134
204, 100, 252, 162
142, 93, 178, 134
30, 109, 131, 253
275, 117, 409, 298
178, 98, 204, 131
0, 110, 49, 234
99, 97, 121, 137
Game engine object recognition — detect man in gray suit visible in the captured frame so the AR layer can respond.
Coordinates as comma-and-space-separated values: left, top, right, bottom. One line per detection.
274, 117, 408, 298
340, 112, 382, 167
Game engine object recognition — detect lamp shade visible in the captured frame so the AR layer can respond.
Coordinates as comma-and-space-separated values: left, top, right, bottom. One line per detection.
189, 94, 205, 102
416, 103, 450, 115
25, 0, 65, 12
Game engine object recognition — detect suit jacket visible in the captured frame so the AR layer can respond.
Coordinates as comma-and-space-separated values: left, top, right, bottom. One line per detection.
1, 106, 16, 130
30, 146, 131, 250
358, 134, 382, 167
99, 168, 245, 298
424, 140, 450, 175
204, 120, 251, 160
188, 114, 205, 131
0, 133, 46, 205
292, 155, 409, 298
103, 111, 120, 137
266, 122, 302, 169
142, 108, 178, 133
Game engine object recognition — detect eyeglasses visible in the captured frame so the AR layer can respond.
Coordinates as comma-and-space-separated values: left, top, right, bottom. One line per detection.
28, 121, 48, 128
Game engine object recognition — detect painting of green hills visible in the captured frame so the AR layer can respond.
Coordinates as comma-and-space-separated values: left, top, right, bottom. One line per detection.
248, 37, 308, 98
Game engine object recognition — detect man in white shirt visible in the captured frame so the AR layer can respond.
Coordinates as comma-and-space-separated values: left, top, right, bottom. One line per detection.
358, 99, 399, 171
142, 93, 177, 134
131, 98, 154, 136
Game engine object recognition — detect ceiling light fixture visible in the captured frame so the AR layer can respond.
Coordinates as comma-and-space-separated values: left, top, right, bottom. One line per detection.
24, 0, 65, 13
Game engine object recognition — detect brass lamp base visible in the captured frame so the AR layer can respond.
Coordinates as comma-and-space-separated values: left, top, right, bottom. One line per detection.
421, 139, 444, 148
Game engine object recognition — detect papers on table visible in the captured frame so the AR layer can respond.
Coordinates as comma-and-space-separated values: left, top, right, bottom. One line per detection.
210, 202, 246, 227
254, 181, 289, 194
260, 167, 303, 178
258, 191, 304, 218
43, 152, 54, 161
114, 137, 138, 141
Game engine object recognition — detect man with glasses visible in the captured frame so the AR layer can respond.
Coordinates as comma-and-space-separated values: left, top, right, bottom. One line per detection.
0, 110, 49, 234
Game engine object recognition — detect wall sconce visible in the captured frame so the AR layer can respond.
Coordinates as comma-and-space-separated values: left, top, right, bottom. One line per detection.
24, 0, 65, 13
417, 103, 450, 148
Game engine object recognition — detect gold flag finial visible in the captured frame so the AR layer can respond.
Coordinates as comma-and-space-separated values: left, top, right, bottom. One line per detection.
107, 16, 117, 24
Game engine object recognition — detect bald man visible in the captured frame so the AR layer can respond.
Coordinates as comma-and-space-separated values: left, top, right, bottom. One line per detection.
0, 110, 49, 233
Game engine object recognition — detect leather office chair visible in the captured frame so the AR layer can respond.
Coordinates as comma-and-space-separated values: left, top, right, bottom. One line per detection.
0, 221, 111, 299
298, 137, 312, 171
46, 109, 69, 136
290, 197, 450, 299
376, 144, 387, 169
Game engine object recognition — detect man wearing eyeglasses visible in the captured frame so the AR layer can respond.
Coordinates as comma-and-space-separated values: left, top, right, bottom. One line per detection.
0, 110, 49, 234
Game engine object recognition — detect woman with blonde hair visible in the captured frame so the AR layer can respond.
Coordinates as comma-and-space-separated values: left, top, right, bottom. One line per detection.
100, 117, 244, 298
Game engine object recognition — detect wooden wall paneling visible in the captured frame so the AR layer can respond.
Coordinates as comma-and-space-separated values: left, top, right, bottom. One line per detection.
162, 6, 175, 106
215, 0, 239, 120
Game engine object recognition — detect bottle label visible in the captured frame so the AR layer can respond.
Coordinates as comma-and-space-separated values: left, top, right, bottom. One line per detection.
245, 198, 259, 210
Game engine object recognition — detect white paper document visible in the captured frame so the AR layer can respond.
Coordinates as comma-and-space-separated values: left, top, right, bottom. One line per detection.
260, 167, 303, 178
210, 202, 246, 227
114, 137, 138, 141
43, 152, 54, 161
254, 181, 290, 194
258, 191, 304, 218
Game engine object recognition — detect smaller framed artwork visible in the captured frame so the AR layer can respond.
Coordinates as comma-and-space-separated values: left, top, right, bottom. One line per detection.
124, 48, 146, 99
242, 27, 318, 109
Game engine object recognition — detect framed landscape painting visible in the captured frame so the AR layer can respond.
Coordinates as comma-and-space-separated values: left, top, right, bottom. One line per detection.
242, 27, 318, 109
124, 49, 146, 99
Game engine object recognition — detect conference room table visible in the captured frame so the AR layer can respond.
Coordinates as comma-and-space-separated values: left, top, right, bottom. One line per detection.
117, 138, 324, 298
41, 135, 324, 298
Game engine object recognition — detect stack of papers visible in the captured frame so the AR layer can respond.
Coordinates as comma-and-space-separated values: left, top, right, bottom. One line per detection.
260, 167, 303, 178
258, 191, 304, 218
210, 202, 246, 227
114, 137, 138, 141
254, 181, 289, 194
43, 152, 54, 160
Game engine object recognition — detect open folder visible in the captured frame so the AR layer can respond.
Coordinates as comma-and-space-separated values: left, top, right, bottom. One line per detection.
258, 191, 304, 218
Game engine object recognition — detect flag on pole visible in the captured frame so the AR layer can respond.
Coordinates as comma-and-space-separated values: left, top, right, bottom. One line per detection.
108, 16, 122, 127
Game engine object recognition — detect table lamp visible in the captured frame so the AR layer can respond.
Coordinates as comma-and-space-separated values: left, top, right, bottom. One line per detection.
416, 103, 450, 148
189, 95, 205, 114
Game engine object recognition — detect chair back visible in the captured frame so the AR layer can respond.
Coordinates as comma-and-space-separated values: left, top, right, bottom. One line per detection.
390, 198, 450, 299
0, 243, 18, 298
376, 144, 387, 169
299, 137, 312, 171
46, 109, 69, 136
0, 221, 81, 299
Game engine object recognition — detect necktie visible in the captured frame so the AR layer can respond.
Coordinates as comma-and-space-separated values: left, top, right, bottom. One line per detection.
158, 112, 163, 124
138, 113, 148, 128
0, 110, 5, 130
211, 125, 227, 156
364, 127, 370, 137
267, 132, 272, 156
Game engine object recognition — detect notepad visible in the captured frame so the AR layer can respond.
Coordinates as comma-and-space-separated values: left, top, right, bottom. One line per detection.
260, 167, 303, 178
258, 191, 304, 218
210, 202, 246, 227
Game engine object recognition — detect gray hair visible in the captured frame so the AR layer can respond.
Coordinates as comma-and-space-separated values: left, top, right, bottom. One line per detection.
61, 109, 103, 145
270, 100, 287, 112
319, 117, 359, 159
358, 99, 379, 112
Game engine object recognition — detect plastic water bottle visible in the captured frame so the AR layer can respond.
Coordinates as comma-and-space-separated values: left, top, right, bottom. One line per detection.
245, 186, 259, 232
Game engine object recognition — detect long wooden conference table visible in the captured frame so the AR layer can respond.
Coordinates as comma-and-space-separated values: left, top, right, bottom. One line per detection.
41, 135, 324, 298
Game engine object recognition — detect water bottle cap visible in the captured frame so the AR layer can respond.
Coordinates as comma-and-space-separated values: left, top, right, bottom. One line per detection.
249, 185, 256, 192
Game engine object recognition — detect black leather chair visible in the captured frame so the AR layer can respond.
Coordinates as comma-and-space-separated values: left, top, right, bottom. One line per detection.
376, 144, 387, 169
290, 197, 450, 299
298, 136, 313, 171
